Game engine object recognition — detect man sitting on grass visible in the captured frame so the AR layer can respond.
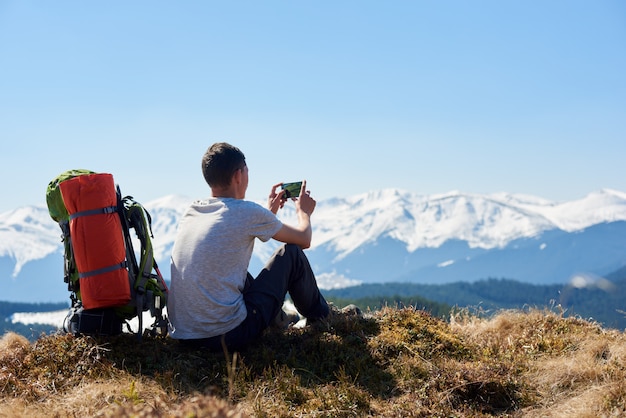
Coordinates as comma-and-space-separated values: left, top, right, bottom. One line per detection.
168, 142, 331, 351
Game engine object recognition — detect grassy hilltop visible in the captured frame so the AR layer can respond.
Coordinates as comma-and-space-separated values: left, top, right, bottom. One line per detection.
1, 306, 625, 417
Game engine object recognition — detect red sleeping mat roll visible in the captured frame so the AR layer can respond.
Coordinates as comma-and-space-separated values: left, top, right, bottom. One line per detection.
59, 173, 131, 309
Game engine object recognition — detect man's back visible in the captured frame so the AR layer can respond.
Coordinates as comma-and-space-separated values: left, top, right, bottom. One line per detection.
168, 198, 281, 339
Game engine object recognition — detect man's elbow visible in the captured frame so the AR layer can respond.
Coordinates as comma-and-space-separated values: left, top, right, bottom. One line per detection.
301, 231, 312, 249
296, 233, 311, 249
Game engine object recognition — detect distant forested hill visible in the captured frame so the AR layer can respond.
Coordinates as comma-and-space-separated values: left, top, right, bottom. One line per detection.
0, 301, 67, 341
325, 265, 626, 330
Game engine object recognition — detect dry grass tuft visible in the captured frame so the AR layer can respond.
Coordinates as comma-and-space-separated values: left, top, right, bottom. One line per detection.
451, 307, 626, 416
0, 332, 30, 352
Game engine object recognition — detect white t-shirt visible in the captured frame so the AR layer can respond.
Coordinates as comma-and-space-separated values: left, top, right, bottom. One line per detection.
168, 197, 282, 339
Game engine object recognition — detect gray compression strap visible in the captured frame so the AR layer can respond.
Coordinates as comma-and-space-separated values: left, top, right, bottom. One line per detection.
78, 261, 126, 279
69, 205, 117, 220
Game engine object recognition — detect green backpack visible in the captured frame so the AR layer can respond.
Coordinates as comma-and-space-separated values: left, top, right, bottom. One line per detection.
46, 169, 169, 338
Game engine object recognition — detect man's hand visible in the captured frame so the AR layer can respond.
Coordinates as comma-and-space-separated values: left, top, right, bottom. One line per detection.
295, 180, 316, 216
268, 183, 286, 214
271, 180, 316, 248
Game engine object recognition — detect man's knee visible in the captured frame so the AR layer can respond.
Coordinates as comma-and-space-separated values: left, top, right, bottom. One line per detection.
267, 244, 310, 276
274, 243, 302, 258
283, 243, 301, 256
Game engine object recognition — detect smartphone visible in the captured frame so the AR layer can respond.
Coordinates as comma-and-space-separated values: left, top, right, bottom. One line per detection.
281, 181, 302, 199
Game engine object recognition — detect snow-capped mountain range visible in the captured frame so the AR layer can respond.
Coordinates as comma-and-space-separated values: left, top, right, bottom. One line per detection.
2, 188, 626, 303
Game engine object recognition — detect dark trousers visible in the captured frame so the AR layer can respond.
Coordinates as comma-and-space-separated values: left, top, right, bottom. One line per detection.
180, 244, 329, 351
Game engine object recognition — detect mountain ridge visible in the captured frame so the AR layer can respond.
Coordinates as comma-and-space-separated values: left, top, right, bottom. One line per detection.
2, 188, 626, 302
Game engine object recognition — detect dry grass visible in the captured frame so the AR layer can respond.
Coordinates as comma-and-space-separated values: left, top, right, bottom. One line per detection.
451, 307, 626, 417
1, 306, 625, 417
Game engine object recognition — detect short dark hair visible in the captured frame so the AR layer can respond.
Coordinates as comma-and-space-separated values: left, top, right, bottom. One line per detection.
201, 142, 246, 188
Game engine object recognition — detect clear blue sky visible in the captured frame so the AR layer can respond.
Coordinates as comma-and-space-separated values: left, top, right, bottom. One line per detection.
1, 1, 625, 213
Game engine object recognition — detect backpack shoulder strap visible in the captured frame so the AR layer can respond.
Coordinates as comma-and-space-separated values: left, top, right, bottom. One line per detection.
121, 194, 169, 337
